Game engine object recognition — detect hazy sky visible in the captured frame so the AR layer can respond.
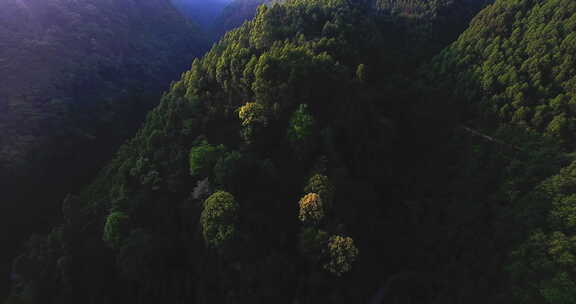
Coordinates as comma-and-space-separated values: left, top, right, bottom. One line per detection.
171, 0, 234, 8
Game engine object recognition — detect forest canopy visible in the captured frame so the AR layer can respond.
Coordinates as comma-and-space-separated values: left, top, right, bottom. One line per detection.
10, 0, 576, 303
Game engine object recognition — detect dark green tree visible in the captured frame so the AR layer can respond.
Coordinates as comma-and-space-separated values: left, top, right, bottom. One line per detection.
201, 191, 239, 251
288, 104, 317, 159
304, 174, 334, 210
213, 151, 244, 190
103, 211, 130, 249
323, 235, 359, 276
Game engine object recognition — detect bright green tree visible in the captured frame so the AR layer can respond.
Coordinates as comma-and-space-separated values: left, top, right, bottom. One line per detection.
189, 140, 226, 177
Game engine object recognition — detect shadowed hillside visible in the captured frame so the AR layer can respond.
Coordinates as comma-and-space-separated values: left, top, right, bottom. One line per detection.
0, 0, 206, 298
171, 0, 233, 29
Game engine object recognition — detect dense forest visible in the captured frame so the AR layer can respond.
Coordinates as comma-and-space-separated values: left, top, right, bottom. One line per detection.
0, 0, 205, 298
5, 0, 576, 303
0, 0, 203, 174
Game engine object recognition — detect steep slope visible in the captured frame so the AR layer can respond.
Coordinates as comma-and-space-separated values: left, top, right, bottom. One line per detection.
0, 0, 205, 298
0, 0, 203, 172
5, 0, 462, 303
433, 0, 576, 143
8, 0, 386, 302
5, 0, 502, 303
417, 0, 576, 302
371, 0, 493, 67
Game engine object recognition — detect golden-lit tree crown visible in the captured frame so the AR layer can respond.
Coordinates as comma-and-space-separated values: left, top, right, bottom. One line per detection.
298, 192, 324, 224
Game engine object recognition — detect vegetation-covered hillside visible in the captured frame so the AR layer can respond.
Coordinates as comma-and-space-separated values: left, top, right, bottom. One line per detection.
16, 0, 576, 303
371, 0, 493, 67
0, 0, 203, 171
424, 0, 576, 302
0, 0, 205, 298
7, 0, 392, 302
4, 0, 490, 303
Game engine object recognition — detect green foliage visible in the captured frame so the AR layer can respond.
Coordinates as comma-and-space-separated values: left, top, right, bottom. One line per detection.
130, 157, 162, 190
288, 104, 317, 158
540, 272, 576, 304
508, 161, 576, 302
423, 3, 576, 298
103, 211, 130, 249
189, 140, 226, 178
432, 0, 576, 149
299, 227, 329, 262
7, 0, 498, 302
356, 64, 369, 83
213, 150, 244, 189
373, 0, 490, 66
201, 191, 239, 251
375, 0, 465, 16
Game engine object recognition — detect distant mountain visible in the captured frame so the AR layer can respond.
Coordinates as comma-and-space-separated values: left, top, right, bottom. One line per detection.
0, 0, 204, 173
171, 0, 233, 30
0, 0, 205, 298
211, 0, 271, 37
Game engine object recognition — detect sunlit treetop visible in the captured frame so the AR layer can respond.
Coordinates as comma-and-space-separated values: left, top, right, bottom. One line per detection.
323, 234, 359, 276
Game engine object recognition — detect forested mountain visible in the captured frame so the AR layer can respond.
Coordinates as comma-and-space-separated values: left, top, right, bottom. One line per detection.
423, 0, 576, 302
212, 0, 489, 59
3, 0, 495, 303
0, 0, 203, 173
0, 0, 206, 298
